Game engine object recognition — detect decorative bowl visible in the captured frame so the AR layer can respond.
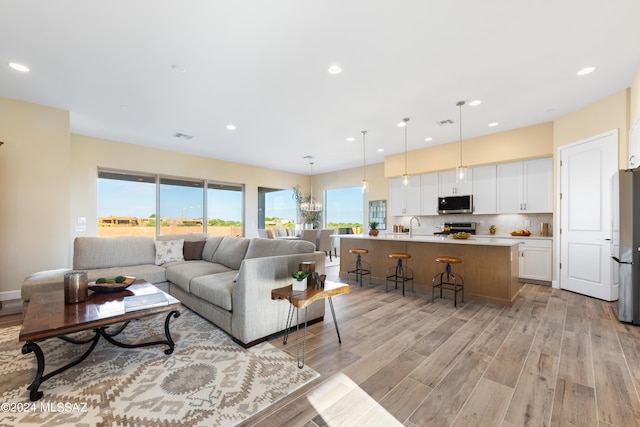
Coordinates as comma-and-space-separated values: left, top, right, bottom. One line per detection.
451, 232, 472, 239
89, 276, 136, 293
510, 230, 531, 236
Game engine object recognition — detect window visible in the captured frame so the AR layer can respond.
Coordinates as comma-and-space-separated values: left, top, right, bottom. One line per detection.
258, 187, 296, 232
97, 171, 156, 237
207, 183, 244, 236
325, 186, 363, 233
97, 169, 244, 237
160, 177, 204, 234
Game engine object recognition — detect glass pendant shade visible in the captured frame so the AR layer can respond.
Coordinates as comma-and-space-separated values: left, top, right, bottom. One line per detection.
361, 130, 369, 193
456, 165, 467, 185
361, 179, 369, 193
401, 118, 410, 188
456, 101, 466, 185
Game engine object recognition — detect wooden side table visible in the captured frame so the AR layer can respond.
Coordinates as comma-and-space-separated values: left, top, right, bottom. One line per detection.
271, 281, 350, 368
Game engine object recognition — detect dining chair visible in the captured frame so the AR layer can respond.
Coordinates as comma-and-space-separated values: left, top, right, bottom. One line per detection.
317, 228, 337, 261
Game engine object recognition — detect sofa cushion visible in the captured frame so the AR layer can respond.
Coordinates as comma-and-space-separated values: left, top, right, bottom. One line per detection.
165, 261, 233, 293
190, 270, 238, 312
21, 268, 73, 301
155, 239, 185, 265
211, 236, 250, 270
74, 237, 155, 269
183, 240, 206, 260
156, 232, 209, 242
245, 238, 315, 259
202, 236, 224, 262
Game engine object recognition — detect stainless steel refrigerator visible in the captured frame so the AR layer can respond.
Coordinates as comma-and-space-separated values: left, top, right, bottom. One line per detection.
612, 169, 640, 325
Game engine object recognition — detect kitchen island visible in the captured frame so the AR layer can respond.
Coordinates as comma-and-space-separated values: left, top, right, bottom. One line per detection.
339, 234, 520, 306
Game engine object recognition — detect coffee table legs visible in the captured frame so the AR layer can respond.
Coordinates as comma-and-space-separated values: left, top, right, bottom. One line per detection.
22, 331, 102, 401
21, 310, 180, 401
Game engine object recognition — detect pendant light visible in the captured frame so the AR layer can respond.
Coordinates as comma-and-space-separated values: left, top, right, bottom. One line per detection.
300, 162, 322, 212
400, 117, 410, 188
455, 101, 467, 184
361, 130, 369, 193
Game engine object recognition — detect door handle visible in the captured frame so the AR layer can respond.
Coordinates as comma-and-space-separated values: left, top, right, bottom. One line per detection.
604, 238, 611, 241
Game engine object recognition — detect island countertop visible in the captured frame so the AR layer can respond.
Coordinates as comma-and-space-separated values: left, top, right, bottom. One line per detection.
338, 234, 520, 306
338, 233, 520, 247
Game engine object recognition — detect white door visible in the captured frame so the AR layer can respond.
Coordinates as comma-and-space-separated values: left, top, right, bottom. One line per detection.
559, 130, 618, 300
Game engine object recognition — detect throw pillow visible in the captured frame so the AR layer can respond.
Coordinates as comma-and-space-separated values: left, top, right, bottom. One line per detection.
183, 240, 206, 261
155, 239, 185, 265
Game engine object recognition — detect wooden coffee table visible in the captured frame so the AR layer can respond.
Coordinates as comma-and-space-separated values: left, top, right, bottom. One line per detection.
19, 280, 181, 401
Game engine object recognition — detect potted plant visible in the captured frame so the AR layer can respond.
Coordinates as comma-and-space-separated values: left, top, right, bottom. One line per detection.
369, 221, 379, 236
291, 270, 309, 291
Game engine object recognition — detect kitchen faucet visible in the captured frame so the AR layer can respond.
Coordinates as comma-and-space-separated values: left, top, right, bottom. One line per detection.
409, 216, 421, 238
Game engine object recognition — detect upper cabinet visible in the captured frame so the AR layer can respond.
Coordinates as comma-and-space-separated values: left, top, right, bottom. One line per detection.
389, 175, 421, 216
472, 165, 497, 214
420, 172, 439, 215
497, 158, 553, 214
438, 169, 473, 196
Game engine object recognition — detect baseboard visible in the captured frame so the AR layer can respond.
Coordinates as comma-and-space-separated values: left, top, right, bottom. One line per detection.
0, 290, 21, 302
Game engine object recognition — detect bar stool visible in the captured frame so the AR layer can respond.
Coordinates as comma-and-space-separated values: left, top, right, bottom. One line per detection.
386, 253, 413, 296
347, 249, 371, 286
432, 256, 464, 307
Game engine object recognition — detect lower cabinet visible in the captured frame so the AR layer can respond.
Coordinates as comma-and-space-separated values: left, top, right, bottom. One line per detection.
518, 238, 552, 282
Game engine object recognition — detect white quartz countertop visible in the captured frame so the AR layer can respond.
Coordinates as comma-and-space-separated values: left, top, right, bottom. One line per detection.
337, 234, 521, 247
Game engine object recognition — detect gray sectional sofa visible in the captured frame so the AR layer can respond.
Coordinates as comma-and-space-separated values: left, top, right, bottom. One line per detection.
21, 233, 326, 347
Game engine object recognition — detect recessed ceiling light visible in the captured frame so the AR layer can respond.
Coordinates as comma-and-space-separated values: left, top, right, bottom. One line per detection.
8, 62, 29, 72
226, 124, 236, 130
377, 148, 384, 152
469, 100, 482, 107
171, 64, 187, 73
120, 104, 129, 109
488, 122, 499, 127
424, 137, 433, 142
346, 137, 355, 142
577, 66, 595, 76
328, 65, 342, 75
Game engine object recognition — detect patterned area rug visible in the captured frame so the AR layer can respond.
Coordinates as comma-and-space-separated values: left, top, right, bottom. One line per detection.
0, 308, 318, 426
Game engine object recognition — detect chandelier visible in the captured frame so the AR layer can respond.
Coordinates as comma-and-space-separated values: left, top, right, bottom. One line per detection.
300, 162, 322, 212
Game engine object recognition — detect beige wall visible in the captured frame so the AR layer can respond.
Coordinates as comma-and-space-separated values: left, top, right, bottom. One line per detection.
0, 98, 71, 295
385, 122, 554, 177
553, 89, 629, 167
70, 134, 309, 240
631, 67, 640, 128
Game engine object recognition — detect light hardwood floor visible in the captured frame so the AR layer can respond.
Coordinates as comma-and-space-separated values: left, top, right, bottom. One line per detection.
243, 264, 640, 427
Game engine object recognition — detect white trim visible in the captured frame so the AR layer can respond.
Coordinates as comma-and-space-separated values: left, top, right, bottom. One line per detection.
0, 290, 21, 302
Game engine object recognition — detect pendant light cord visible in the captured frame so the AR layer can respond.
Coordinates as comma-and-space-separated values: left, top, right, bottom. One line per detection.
457, 101, 465, 167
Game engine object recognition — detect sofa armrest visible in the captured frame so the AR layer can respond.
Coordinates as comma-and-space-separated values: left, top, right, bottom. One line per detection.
231, 252, 325, 344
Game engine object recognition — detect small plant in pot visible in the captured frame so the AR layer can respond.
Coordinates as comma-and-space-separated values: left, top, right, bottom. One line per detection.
369, 221, 379, 237
291, 270, 310, 290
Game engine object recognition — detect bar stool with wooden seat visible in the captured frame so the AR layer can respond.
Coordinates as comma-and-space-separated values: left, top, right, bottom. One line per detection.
432, 256, 464, 307
347, 249, 371, 286
386, 252, 413, 296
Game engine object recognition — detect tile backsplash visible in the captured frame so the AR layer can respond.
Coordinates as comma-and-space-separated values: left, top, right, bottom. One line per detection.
388, 213, 553, 237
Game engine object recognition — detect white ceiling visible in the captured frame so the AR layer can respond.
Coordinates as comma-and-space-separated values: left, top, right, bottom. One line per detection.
1, 1, 639, 175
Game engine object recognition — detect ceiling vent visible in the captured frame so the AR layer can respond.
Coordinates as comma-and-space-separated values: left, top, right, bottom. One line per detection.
436, 119, 454, 126
174, 132, 194, 140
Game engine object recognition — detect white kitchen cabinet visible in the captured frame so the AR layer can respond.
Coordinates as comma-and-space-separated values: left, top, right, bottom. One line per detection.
438, 169, 473, 196
517, 238, 552, 282
389, 175, 421, 216
496, 158, 552, 213
472, 165, 497, 214
420, 172, 439, 215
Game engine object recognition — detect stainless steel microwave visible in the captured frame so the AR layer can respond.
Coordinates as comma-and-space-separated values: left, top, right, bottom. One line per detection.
438, 195, 473, 214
